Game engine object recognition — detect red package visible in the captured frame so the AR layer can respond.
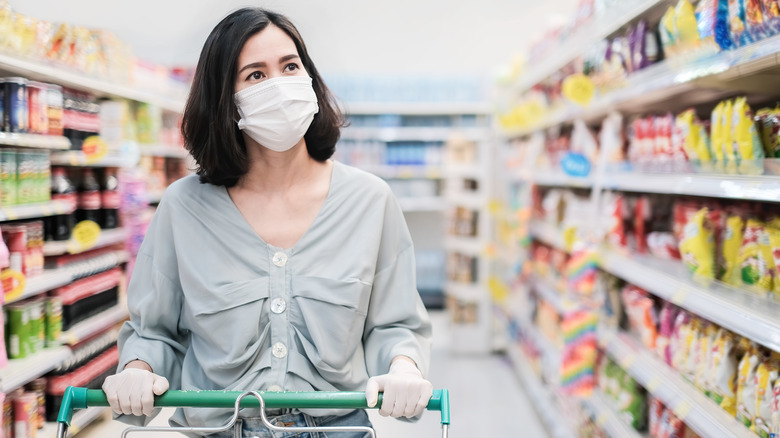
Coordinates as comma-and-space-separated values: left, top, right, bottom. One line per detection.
649, 397, 665, 437
636, 196, 652, 254
673, 199, 703, 242
606, 193, 628, 249
621, 285, 659, 349
657, 302, 680, 365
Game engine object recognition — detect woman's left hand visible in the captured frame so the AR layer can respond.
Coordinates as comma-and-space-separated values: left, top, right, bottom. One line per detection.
365, 357, 433, 418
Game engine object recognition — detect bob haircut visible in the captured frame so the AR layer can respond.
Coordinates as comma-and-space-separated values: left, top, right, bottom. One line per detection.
182, 8, 344, 187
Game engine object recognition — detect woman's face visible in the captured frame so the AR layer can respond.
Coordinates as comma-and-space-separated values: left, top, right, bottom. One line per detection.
235, 24, 309, 93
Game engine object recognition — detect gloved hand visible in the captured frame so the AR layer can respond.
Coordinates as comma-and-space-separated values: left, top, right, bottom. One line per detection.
365, 357, 433, 418
102, 367, 169, 416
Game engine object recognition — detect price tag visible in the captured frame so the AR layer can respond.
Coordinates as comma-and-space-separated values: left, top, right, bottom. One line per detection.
673, 400, 692, 420
488, 200, 504, 216
82, 136, 108, 164
398, 167, 414, 179
562, 73, 595, 107
4, 208, 18, 221
67, 220, 102, 253
619, 354, 637, 369
563, 227, 577, 252
595, 412, 608, 427
1, 269, 26, 302
425, 168, 441, 179
483, 243, 498, 260
671, 287, 689, 305
40, 205, 52, 217
646, 377, 662, 393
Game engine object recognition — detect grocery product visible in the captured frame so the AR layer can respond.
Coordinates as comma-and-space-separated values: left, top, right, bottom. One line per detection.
76, 168, 101, 224
2, 77, 27, 134
709, 329, 738, 415
737, 343, 762, 427
740, 219, 772, 293
730, 0, 751, 46
101, 168, 120, 229
722, 215, 746, 285
679, 208, 716, 278
754, 352, 780, 437
657, 302, 680, 365
621, 285, 658, 350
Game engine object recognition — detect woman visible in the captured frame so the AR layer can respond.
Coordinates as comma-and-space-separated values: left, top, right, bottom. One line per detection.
102, 7, 433, 437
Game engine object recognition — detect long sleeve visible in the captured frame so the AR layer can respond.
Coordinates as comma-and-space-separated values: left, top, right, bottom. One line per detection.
362, 192, 432, 378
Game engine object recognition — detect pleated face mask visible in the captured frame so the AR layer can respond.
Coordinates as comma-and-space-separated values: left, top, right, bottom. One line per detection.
234, 76, 319, 152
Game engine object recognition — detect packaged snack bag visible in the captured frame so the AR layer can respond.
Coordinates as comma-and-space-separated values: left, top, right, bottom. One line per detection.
746, 0, 769, 41
685, 318, 703, 382
763, 0, 780, 34
711, 101, 727, 163
657, 302, 680, 365
723, 99, 740, 173
740, 219, 773, 293
619, 372, 648, 430
755, 353, 780, 437
768, 222, 780, 298
722, 215, 746, 286
698, 0, 736, 49
710, 329, 739, 415
671, 311, 692, 372
733, 97, 765, 174
755, 108, 780, 158
696, 322, 718, 393
770, 377, 780, 437
660, 6, 679, 52
680, 208, 717, 278
621, 285, 659, 350
737, 344, 762, 428
729, 0, 751, 46
676, 109, 713, 162
649, 396, 665, 437
677, 0, 703, 45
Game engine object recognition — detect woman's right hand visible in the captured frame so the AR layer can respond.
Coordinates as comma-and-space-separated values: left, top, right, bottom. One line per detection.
102, 361, 169, 416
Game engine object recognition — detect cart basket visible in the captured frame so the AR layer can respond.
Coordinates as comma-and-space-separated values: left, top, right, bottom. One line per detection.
56, 387, 451, 438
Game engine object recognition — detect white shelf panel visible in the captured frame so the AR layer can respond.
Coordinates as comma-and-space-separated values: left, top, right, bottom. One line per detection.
516, 317, 561, 369
0, 132, 70, 150
532, 171, 594, 189
0, 52, 186, 113
529, 274, 569, 315
0, 346, 72, 392
8, 270, 73, 305
340, 126, 487, 142
582, 390, 645, 438
50, 151, 138, 168
600, 248, 780, 353
529, 220, 568, 252
443, 163, 483, 180
43, 228, 128, 256
0, 199, 75, 222
40, 407, 108, 437
507, 344, 573, 438
60, 303, 128, 346
445, 191, 487, 210
603, 171, 780, 204
360, 164, 443, 179
344, 102, 492, 116
138, 144, 189, 159
397, 197, 446, 213
145, 190, 165, 204
516, 0, 671, 91
444, 235, 484, 257
444, 281, 483, 302
600, 331, 754, 438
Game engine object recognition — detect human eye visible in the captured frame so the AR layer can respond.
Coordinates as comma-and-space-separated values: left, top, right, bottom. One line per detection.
246, 71, 265, 81
283, 63, 300, 73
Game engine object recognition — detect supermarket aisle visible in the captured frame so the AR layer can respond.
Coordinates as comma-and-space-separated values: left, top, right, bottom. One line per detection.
78, 311, 548, 437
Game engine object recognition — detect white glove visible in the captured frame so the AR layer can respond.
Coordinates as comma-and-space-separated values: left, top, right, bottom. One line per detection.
102, 368, 169, 416
365, 358, 433, 418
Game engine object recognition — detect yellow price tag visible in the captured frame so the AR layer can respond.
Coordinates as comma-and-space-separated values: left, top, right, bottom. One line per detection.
488, 200, 504, 216
424, 168, 440, 179
1, 269, 26, 302
488, 276, 510, 302
562, 73, 595, 107
563, 226, 577, 252
671, 287, 689, 305
619, 354, 637, 369
40, 205, 52, 217
82, 136, 108, 165
67, 220, 102, 253
4, 208, 18, 221
595, 412, 608, 427
673, 400, 692, 419
646, 377, 662, 393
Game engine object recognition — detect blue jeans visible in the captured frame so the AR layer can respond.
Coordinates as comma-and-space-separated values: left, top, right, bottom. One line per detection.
208, 409, 373, 438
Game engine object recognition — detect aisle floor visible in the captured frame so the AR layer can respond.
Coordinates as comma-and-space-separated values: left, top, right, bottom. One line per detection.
78, 311, 548, 437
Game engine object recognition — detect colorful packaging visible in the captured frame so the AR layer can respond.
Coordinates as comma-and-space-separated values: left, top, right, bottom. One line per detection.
711, 101, 727, 163
771, 377, 780, 437
733, 97, 765, 174
657, 302, 680, 366
768, 223, 780, 298
729, 0, 751, 46
671, 311, 693, 373
722, 99, 739, 172
677, 0, 703, 45
660, 6, 679, 52
5, 303, 29, 359
737, 344, 762, 428
722, 215, 746, 286
695, 322, 717, 394
26, 300, 43, 355
685, 318, 703, 382
12, 391, 36, 438
676, 109, 713, 162
680, 208, 716, 278
621, 285, 658, 350
740, 219, 773, 293
710, 329, 739, 415
619, 370, 648, 430
755, 353, 780, 437
44, 297, 62, 347
746, 0, 769, 41
756, 107, 780, 158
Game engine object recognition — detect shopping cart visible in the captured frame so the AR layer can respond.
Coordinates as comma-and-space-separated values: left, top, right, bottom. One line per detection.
55, 387, 451, 437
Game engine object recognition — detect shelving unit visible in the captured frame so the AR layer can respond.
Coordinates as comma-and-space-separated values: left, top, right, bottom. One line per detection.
397, 197, 447, 213
38, 407, 107, 438
0, 199, 75, 222
528, 220, 568, 253
0, 133, 71, 150
344, 102, 492, 116
581, 390, 646, 438
60, 302, 129, 346
0, 346, 72, 392
138, 144, 189, 159
599, 331, 755, 438
50, 150, 139, 168
341, 126, 488, 143
43, 228, 128, 256
529, 274, 569, 315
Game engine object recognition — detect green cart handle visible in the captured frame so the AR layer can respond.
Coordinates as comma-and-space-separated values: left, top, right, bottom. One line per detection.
57, 387, 450, 436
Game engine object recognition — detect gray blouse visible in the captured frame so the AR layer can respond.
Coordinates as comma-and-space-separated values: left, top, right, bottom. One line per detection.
116, 161, 432, 431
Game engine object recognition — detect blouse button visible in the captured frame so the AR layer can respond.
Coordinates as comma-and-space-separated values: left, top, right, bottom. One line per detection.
271, 298, 287, 314
272, 252, 288, 267
272, 342, 288, 359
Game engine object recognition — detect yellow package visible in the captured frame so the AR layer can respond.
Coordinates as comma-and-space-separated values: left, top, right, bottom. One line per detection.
771, 378, 780, 437
680, 208, 716, 278
697, 323, 718, 394
722, 216, 746, 286
660, 6, 678, 52
672, 315, 693, 372
741, 219, 772, 295
758, 227, 776, 294
676, 0, 702, 45
710, 329, 738, 416
733, 97, 766, 174
684, 318, 702, 382
738, 345, 762, 428
724, 99, 739, 173
711, 101, 726, 162
768, 224, 780, 298
677, 109, 713, 162
755, 353, 780, 438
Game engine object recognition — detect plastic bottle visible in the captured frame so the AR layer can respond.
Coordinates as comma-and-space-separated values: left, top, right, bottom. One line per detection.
77, 169, 101, 224
46, 168, 76, 241
101, 168, 120, 229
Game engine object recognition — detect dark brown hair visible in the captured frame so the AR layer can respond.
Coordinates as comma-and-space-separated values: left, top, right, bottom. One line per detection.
182, 8, 344, 187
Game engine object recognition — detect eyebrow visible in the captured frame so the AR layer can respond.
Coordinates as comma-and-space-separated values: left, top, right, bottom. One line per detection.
238, 54, 300, 74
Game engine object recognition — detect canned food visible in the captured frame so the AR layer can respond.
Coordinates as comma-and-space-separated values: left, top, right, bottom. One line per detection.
6, 304, 30, 359
27, 82, 48, 135
3, 77, 28, 134
12, 392, 36, 438
16, 151, 34, 205
27, 300, 44, 355
44, 297, 62, 346
27, 378, 46, 430
45, 84, 63, 136
0, 149, 16, 207
2, 393, 12, 438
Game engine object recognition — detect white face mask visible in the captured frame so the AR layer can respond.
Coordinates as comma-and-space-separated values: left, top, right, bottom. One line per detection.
234, 76, 319, 152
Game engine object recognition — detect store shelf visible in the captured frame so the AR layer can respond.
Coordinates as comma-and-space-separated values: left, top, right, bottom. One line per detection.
0, 132, 71, 150
599, 330, 754, 438
397, 197, 447, 213
145, 190, 165, 205
528, 220, 568, 252
50, 150, 138, 168
445, 191, 487, 210
139, 144, 189, 159
444, 281, 483, 302
600, 248, 780, 353
43, 228, 128, 256
60, 303, 128, 346
444, 163, 483, 180
0, 52, 186, 113
341, 126, 487, 142
602, 171, 780, 204
581, 389, 646, 438
507, 344, 572, 438
516, 0, 671, 92
360, 164, 443, 179
0, 199, 75, 222
517, 317, 562, 369
0, 346, 72, 392
529, 274, 569, 315
444, 235, 484, 257
344, 102, 492, 116
39, 407, 108, 437
532, 171, 594, 189
7, 270, 73, 305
